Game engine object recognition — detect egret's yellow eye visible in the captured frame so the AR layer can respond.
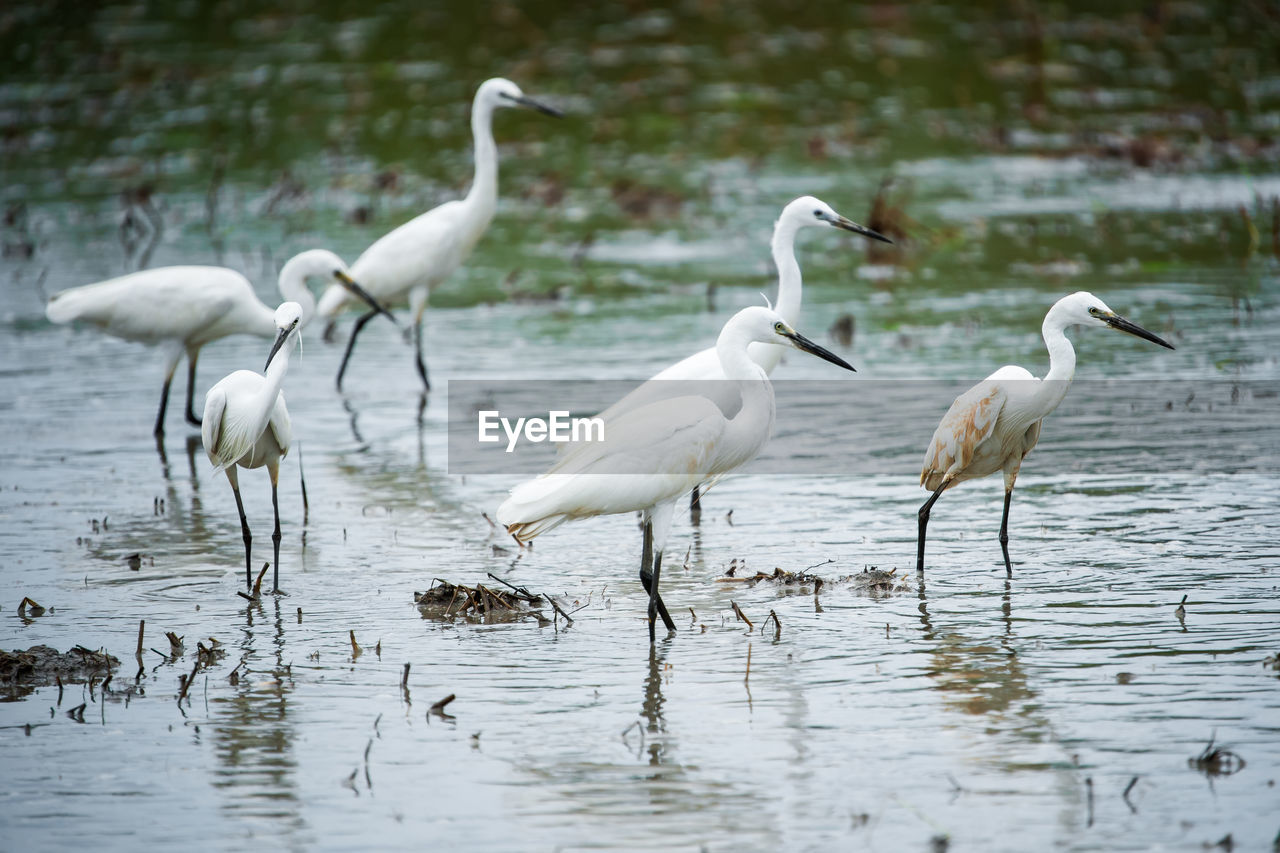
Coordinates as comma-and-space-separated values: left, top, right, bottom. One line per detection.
1089, 307, 1102, 316
774, 321, 786, 334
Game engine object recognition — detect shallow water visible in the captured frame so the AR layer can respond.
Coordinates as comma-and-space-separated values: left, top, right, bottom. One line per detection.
3, 3, 1279, 851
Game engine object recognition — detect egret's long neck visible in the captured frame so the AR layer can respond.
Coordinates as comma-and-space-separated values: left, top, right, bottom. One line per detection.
275, 260, 316, 326
715, 325, 776, 467
716, 328, 770, 383
771, 218, 804, 324
258, 334, 297, 413
464, 100, 499, 215
1031, 307, 1077, 417
745, 218, 804, 375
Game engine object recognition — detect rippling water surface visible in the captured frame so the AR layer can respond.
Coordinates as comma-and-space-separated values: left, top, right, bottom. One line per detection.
2, 2, 1278, 850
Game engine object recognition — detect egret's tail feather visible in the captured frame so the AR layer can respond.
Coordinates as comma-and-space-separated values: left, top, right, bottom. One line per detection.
503, 514, 567, 544
45, 287, 96, 324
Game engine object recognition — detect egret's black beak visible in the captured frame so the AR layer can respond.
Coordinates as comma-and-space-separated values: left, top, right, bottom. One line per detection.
782, 329, 856, 372
334, 270, 400, 329
1104, 314, 1175, 350
824, 213, 893, 244
265, 327, 289, 372
510, 94, 563, 118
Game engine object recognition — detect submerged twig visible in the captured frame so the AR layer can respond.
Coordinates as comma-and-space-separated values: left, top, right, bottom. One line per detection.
762, 610, 781, 641
1122, 776, 1138, 814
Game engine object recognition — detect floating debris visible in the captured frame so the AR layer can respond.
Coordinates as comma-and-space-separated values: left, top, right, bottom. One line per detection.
414, 577, 549, 625
717, 566, 822, 588
17, 597, 45, 617
716, 565, 904, 595
1, 645, 120, 698
849, 567, 903, 592
1189, 734, 1246, 777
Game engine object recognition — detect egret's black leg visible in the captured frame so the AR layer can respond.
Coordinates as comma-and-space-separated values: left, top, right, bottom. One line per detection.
916, 482, 948, 573
690, 486, 701, 524
998, 489, 1014, 576
231, 482, 252, 590
647, 550, 664, 645
335, 309, 378, 391
270, 479, 282, 594
652, 551, 675, 633
184, 351, 202, 427
154, 374, 174, 437
638, 520, 676, 641
413, 318, 430, 391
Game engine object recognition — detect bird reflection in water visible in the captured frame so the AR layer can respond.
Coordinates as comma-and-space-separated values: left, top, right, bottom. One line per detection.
197, 597, 304, 831
915, 577, 1036, 718
624, 649, 670, 768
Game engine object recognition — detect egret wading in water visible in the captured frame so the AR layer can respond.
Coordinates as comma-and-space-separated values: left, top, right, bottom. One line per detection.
45, 250, 393, 436
497, 305, 856, 644
202, 302, 306, 595
916, 291, 1174, 575
318, 77, 563, 392
593, 196, 890, 517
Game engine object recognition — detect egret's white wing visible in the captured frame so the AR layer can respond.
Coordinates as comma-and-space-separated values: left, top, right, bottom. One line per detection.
595, 339, 782, 432
318, 201, 475, 317
202, 370, 270, 474
498, 395, 726, 541
201, 385, 227, 470
267, 392, 292, 459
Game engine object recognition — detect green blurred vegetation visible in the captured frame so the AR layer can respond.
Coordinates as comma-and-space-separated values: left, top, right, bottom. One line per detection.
0, 0, 1276, 314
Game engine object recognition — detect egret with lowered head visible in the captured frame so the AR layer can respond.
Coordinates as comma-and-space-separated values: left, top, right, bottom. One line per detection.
202, 302, 306, 595
497, 305, 856, 644
917, 291, 1175, 575
319, 77, 562, 392
45, 250, 394, 436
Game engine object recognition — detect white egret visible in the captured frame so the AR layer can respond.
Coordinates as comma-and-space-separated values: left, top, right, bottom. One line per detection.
202, 302, 305, 594
45, 250, 394, 436
497, 305, 856, 643
318, 77, 563, 391
593, 196, 889, 514
916, 291, 1175, 574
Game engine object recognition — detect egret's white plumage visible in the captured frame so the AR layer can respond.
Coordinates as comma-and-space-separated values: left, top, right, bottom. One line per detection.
318, 77, 562, 391
599, 196, 888, 417
46, 249, 389, 435
202, 302, 305, 594
497, 305, 856, 643
916, 291, 1175, 574
590, 196, 888, 516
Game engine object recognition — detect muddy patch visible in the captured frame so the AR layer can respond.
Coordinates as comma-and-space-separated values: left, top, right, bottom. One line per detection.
1, 645, 120, 700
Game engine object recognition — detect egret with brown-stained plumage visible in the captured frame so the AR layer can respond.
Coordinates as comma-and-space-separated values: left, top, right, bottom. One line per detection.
916, 291, 1175, 575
